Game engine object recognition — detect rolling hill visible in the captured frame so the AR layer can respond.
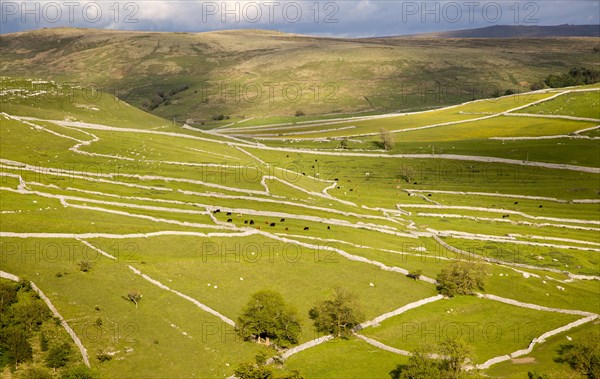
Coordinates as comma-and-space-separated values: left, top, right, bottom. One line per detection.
1, 27, 599, 127
409, 24, 600, 38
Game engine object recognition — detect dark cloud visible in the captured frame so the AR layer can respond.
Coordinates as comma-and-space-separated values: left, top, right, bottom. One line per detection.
1, 1, 598, 36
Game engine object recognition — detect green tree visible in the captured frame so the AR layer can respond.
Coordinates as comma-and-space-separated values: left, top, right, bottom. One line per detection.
439, 338, 471, 379
390, 338, 473, 379
60, 364, 96, 379
436, 262, 486, 297
45, 342, 71, 369
234, 362, 273, 379
379, 128, 395, 150
236, 290, 301, 348
308, 288, 364, 337
556, 331, 600, 379
0, 282, 18, 312
389, 346, 441, 379
40, 332, 49, 352
13, 301, 50, 332
527, 372, 549, 379
1, 325, 33, 368
17, 366, 53, 379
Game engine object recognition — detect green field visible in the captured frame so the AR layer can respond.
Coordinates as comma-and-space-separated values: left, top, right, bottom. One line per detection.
0, 70, 598, 379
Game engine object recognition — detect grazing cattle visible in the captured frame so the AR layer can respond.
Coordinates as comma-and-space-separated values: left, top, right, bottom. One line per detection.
213, 209, 220, 213
285, 227, 289, 231
270, 223, 276, 227
249, 220, 254, 225
428, 194, 432, 197
280, 218, 285, 222
302, 173, 306, 175
514, 202, 519, 205
265, 221, 269, 225
334, 178, 338, 181
226, 212, 232, 216
337, 186, 341, 189
413, 182, 418, 185
349, 189, 353, 192
311, 165, 315, 168
257, 226, 261, 230
227, 219, 233, 223
303, 227, 309, 231
244, 220, 248, 224
327, 226, 331, 230
539, 205, 543, 208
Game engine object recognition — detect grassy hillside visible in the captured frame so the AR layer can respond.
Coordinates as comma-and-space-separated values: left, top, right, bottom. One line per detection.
0, 77, 598, 379
1, 28, 599, 126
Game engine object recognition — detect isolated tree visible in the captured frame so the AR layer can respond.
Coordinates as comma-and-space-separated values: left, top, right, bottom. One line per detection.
436, 262, 486, 297
295, 110, 305, 117
46, 342, 71, 369
126, 290, 142, 308
379, 128, 395, 150
78, 260, 92, 272
339, 138, 349, 149
236, 290, 301, 348
399, 166, 415, 183
308, 288, 364, 337
556, 330, 600, 379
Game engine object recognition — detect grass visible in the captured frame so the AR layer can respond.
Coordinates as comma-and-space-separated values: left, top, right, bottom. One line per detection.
0, 238, 260, 378
0, 75, 597, 378
90, 234, 438, 344
518, 91, 600, 119
2, 29, 599, 122
285, 337, 407, 379
360, 296, 581, 363
486, 320, 600, 378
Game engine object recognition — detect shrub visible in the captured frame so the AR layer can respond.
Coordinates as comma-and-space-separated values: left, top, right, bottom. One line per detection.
78, 260, 92, 272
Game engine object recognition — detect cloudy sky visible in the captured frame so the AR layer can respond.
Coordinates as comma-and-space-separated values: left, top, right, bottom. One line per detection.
1, 0, 598, 36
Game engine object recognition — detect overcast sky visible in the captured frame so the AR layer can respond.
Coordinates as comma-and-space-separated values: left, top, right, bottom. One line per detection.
1, 1, 599, 36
